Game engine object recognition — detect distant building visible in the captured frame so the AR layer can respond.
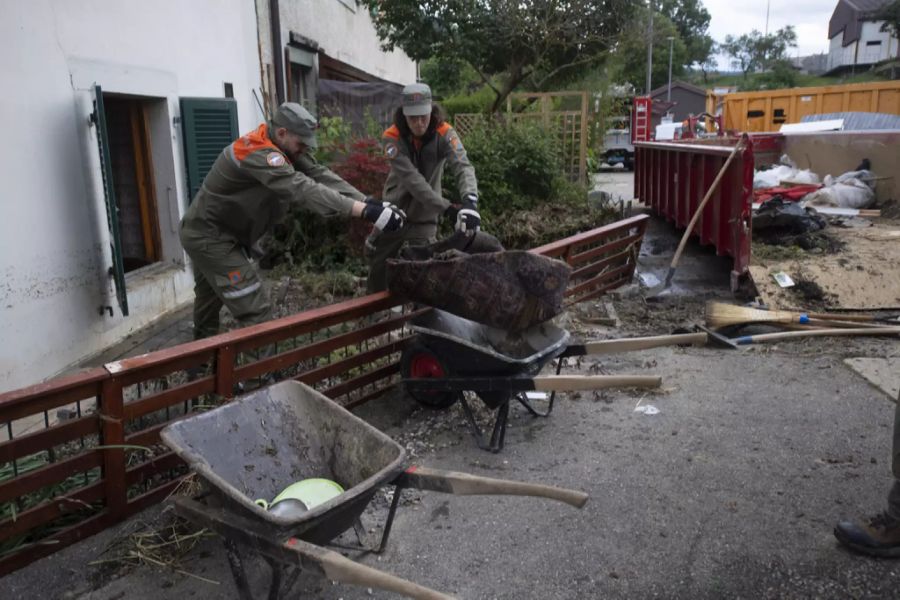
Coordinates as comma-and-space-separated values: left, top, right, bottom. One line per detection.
792, 53, 829, 75
827, 0, 899, 74
648, 80, 708, 128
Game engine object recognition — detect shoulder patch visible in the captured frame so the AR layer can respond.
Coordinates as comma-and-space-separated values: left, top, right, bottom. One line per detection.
384, 142, 399, 159
383, 125, 400, 140
266, 152, 286, 167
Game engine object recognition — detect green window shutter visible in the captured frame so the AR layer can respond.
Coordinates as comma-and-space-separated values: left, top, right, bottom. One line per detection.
91, 84, 129, 317
180, 97, 239, 202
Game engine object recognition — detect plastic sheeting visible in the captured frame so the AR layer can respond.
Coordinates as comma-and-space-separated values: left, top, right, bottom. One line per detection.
317, 79, 403, 135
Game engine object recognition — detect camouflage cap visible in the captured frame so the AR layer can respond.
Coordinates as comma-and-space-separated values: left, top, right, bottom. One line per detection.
271, 102, 318, 149
401, 83, 432, 117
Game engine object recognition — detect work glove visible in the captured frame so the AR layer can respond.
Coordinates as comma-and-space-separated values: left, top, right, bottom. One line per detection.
456, 193, 481, 233
363, 201, 406, 233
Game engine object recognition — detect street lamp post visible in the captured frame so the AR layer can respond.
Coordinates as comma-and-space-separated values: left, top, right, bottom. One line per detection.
666, 36, 674, 102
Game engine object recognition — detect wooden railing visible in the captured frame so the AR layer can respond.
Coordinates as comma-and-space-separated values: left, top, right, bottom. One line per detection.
0, 214, 647, 574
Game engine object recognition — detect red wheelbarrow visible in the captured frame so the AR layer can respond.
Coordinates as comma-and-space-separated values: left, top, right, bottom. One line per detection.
161, 381, 590, 599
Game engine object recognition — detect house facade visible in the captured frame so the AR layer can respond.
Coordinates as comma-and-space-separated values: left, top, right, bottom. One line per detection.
1, 1, 417, 394
254, 0, 417, 113
0, 0, 263, 393
827, 0, 899, 73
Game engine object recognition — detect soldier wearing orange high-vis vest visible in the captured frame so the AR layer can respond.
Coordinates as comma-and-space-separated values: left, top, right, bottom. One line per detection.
366, 83, 480, 292
180, 103, 405, 340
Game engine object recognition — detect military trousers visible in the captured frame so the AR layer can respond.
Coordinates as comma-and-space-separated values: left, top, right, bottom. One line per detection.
180, 224, 272, 340
365, 224, 436, 294
889, 391, 900, 518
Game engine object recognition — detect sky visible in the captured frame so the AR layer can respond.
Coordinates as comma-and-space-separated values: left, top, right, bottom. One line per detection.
702, 0, 837, 67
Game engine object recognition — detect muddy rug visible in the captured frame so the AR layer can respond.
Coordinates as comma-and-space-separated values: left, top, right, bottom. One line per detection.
386, 250, 571, 331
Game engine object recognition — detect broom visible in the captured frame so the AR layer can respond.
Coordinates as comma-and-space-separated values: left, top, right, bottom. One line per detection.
705, 302, 888, 330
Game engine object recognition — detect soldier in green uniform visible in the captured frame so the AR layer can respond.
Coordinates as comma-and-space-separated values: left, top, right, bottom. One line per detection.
365, 83, 480, 293
180, 102, 405, 340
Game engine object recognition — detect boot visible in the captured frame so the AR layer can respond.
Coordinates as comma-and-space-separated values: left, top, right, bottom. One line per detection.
834, 511, 900, 557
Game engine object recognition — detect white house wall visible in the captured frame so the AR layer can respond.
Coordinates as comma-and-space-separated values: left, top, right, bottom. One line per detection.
0, 0, 263, 393
279, 0, 417, 84
828, 34, 857, 70
859, 21, 896, 64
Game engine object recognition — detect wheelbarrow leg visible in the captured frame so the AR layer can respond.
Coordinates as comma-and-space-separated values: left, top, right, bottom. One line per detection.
263, 555, 284, 600
516, 357, 563, 418
459, 393, 508, 453
224, 539, 255, 600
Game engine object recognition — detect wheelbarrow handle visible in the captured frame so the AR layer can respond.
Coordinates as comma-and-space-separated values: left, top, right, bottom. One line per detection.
297, 539, 456, 600
397, 466, 589, 509
173, 497, 455, 600
532, 375, 661, 391
567, 332, 708, 356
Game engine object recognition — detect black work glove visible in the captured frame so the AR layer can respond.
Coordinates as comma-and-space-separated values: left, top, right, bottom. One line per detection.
363, 201, 406, 232
456, 193, 481, 233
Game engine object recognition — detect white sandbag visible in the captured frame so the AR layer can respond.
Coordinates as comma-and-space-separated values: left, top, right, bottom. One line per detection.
803, 179, 875, 209
753, 165, 795, 189
753, 165, 820, 189
835, 169, 875, 189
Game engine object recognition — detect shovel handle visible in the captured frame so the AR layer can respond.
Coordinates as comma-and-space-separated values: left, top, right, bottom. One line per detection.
576, 333, 707, 355
532, 375, 661, 391
294, 539, 456, 600
398, 466, 589, 508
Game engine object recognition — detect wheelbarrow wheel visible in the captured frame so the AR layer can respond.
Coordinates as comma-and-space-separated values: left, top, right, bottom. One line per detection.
401, 342, 459, 410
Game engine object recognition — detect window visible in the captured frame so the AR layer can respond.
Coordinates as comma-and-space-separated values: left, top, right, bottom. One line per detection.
287, 45, 317, 112
866, 40, 882, 46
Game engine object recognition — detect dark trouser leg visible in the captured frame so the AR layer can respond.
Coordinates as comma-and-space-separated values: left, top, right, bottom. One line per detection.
365, 229, 434, 294
888, 392, 900, 518
192, 266, 223, 340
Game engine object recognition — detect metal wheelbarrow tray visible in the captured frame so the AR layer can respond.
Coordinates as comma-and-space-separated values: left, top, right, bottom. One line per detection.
161, 381, 590, 600
402, 310, 704, 452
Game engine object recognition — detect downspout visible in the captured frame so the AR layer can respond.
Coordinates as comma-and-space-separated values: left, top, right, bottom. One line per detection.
270, 0, 285, 104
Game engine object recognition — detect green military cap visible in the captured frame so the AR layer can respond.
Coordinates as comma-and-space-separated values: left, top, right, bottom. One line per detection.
271, 102, 318, 149
401, 83, 432, 117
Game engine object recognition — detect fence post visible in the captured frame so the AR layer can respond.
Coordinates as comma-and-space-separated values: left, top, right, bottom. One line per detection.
215, 345, 236, 398
99, 377, 127, 519
579, 91, 589, 184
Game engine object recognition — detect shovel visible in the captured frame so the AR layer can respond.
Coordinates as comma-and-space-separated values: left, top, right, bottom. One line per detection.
646, 139, 745, 299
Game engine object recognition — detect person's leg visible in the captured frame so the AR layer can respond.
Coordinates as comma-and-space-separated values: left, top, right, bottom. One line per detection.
365, 230, 409, 293
834, 391, 900, 557
191, 266, 223, 340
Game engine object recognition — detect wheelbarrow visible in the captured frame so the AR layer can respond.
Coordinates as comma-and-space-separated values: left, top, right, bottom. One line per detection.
401, 310, 705, 452
160, 381, 590, 600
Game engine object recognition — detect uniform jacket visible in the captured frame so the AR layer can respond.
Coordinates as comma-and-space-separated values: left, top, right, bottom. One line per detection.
182, 123, 363, 247
381, 119, 478, 227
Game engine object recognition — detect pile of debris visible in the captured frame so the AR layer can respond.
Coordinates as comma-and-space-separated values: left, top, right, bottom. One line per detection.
753, 155, 879, 211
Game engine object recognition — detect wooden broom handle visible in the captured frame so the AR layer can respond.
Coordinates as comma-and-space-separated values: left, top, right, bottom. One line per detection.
735, 327, 900, 344
667, 141, 744, 272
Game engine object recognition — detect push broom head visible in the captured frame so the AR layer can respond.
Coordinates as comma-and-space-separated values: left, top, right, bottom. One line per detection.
705, 301, 800, 330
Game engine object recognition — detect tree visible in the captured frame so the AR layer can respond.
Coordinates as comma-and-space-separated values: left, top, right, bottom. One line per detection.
698, 41, 719, 83
722, 26, 797, 80
656, 0, 715, 68
363, 0, 637, 113
610, 10, 689, 93
875, 0, 900, 55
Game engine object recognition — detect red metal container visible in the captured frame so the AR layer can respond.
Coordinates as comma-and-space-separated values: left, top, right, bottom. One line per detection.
634, 134, 755, 290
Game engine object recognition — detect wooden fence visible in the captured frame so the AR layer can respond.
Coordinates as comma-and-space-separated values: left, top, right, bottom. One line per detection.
0, 214, 647, 575
454, 91, 589, 183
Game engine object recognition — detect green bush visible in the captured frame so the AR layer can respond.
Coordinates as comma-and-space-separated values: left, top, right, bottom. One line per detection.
441, 86, 496, 119
445, 120, 564, 213
441, 120, 617, 249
